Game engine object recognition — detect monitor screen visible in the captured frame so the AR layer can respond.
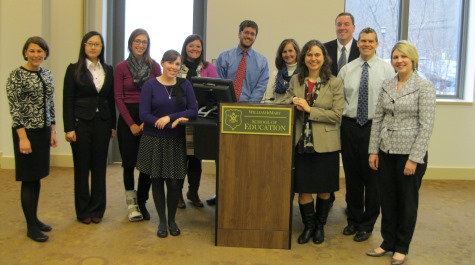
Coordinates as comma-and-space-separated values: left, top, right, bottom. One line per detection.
191, 77, 237, 118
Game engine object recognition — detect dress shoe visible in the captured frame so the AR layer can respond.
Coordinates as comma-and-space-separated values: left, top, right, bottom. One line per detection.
27, 230, 49, 242
36, 220, 52, 232
206, 195, 216, 206
342, 224, 356, 235
91, 217, 102, 224
168, 221, 181, 236
77, 217, 91, 224
186, 191, 204, 207
391, 253, 406, 265
354, 231, 372, 242
157, 224, 168, 238
366, 248, 389, 257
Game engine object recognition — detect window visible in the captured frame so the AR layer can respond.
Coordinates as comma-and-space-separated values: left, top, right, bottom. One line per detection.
346, 0, 468, 98
125, 0, 194, 60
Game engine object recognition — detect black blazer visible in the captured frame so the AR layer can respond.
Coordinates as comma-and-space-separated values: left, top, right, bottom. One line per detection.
324, 39, 360, 76
63, 63, 116, 132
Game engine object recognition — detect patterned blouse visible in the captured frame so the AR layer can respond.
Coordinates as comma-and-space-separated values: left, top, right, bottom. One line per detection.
6, 66, 56, 129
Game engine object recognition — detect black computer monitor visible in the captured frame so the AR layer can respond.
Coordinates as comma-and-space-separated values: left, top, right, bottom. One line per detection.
191, 77, 237, 118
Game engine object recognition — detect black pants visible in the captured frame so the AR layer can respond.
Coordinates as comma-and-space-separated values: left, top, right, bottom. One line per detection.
70, 117, 111, 219
341, 118, 380, 232
378, 150, 427, 254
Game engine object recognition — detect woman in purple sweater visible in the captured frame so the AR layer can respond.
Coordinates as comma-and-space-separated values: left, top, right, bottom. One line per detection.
114, 28, 161, 222
177, 34, 218, 209
136, 50, 198, 238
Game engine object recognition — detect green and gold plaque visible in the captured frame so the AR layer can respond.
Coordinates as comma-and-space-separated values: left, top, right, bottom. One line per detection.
221, 105, 293, 136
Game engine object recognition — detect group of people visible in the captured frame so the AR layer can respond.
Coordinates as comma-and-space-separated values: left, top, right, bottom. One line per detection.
7, 12, 435, 265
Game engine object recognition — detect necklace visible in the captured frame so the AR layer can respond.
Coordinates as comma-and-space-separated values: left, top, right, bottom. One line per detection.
164, 85, 173, 99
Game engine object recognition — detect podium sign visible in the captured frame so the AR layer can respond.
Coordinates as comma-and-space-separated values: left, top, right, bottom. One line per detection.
221, 105, 292, 136
216, 103, 294, 249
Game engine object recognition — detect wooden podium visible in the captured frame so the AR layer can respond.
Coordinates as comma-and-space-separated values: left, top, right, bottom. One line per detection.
216, 103, 294, 249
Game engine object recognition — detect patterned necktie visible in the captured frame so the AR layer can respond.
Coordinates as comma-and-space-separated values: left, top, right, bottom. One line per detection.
234, 51, 247, 101
356, 62, 369, 126
337, 46, 347, 72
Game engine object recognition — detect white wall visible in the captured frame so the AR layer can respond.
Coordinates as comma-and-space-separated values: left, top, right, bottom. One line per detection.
1, 0, 474, 180
206, 0, 341, 71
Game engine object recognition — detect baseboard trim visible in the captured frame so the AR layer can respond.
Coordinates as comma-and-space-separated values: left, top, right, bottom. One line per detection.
1, 155, 474, 180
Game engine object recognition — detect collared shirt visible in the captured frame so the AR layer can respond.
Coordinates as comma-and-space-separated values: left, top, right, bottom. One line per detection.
338, 56, 395, 119
86, 58, 105, 92
337, 39, 354, 65
215, 46, 269, 102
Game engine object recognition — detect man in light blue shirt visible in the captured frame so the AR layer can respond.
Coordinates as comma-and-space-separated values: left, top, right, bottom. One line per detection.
206, 20, 269, 205
338, 27, 394, 242
215, 20, 269, 102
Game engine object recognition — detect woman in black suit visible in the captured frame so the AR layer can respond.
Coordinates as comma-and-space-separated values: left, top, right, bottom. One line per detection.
63, 31, 116, 225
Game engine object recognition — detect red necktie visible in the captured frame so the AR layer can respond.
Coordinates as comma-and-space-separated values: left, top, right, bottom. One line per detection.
234, 51, 247, 101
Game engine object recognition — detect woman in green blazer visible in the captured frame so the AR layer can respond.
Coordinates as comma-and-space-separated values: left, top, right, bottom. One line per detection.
277, 40, 344, 245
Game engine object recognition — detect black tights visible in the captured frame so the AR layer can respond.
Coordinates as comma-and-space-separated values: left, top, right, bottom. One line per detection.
151, 178, 180, 229
21, 180, 41, 231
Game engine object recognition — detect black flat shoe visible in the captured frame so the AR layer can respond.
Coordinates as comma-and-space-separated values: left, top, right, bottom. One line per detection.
342, 224, 356, 235
157, 224, 168, 238
27, 230, 49, 242
168, 222, 181, 236
37, 220, 52, 232
354, 231, 372, 242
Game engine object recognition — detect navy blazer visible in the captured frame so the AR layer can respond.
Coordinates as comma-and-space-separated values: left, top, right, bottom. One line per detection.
324, 39, 360, 76
63, 63, 116, 132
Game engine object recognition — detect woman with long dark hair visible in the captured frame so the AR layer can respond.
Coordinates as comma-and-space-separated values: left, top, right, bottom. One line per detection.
176, 34, 217, 209
7, 36, 58, 242
63, 31, 116, 225
114, 28, 161, 221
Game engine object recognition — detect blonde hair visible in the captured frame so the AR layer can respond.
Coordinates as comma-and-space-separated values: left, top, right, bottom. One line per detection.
391, 40, 419, 71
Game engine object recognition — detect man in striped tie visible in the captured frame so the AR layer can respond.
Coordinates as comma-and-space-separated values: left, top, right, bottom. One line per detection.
337, 27, 394, 242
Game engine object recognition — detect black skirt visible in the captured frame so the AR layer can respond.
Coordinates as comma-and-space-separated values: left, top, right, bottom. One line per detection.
12, 127, 51, 181
136, 135, 187, 179
294, 150, 340, 194
117, 103, 141, 168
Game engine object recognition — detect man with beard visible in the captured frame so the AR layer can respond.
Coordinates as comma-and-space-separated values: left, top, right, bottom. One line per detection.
207, 20, 269, 205
215, 19, 269, 102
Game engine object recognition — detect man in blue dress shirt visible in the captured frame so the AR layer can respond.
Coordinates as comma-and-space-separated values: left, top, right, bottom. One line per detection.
207, 20, 269, 205
215, 19, 269, 102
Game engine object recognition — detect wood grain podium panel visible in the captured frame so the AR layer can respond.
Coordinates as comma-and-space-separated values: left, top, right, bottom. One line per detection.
217, 104, 294, 249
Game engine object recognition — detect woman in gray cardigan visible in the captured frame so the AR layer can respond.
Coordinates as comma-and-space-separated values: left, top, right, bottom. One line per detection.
367, 40, 436, 265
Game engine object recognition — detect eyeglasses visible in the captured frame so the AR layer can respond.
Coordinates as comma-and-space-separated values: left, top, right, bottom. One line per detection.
133, 39, 148, 46
85, 42, 103, 48
241, 31, 256, 37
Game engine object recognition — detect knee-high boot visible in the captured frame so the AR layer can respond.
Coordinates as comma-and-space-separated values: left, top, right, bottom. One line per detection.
298, 202, 316, 244
314, 197, 331, 244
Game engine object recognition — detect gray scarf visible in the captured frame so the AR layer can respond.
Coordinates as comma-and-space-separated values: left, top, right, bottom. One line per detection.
126, 54, 151, 88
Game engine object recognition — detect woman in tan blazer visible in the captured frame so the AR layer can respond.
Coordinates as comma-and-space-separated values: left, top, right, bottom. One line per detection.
278, 40, 344, 245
